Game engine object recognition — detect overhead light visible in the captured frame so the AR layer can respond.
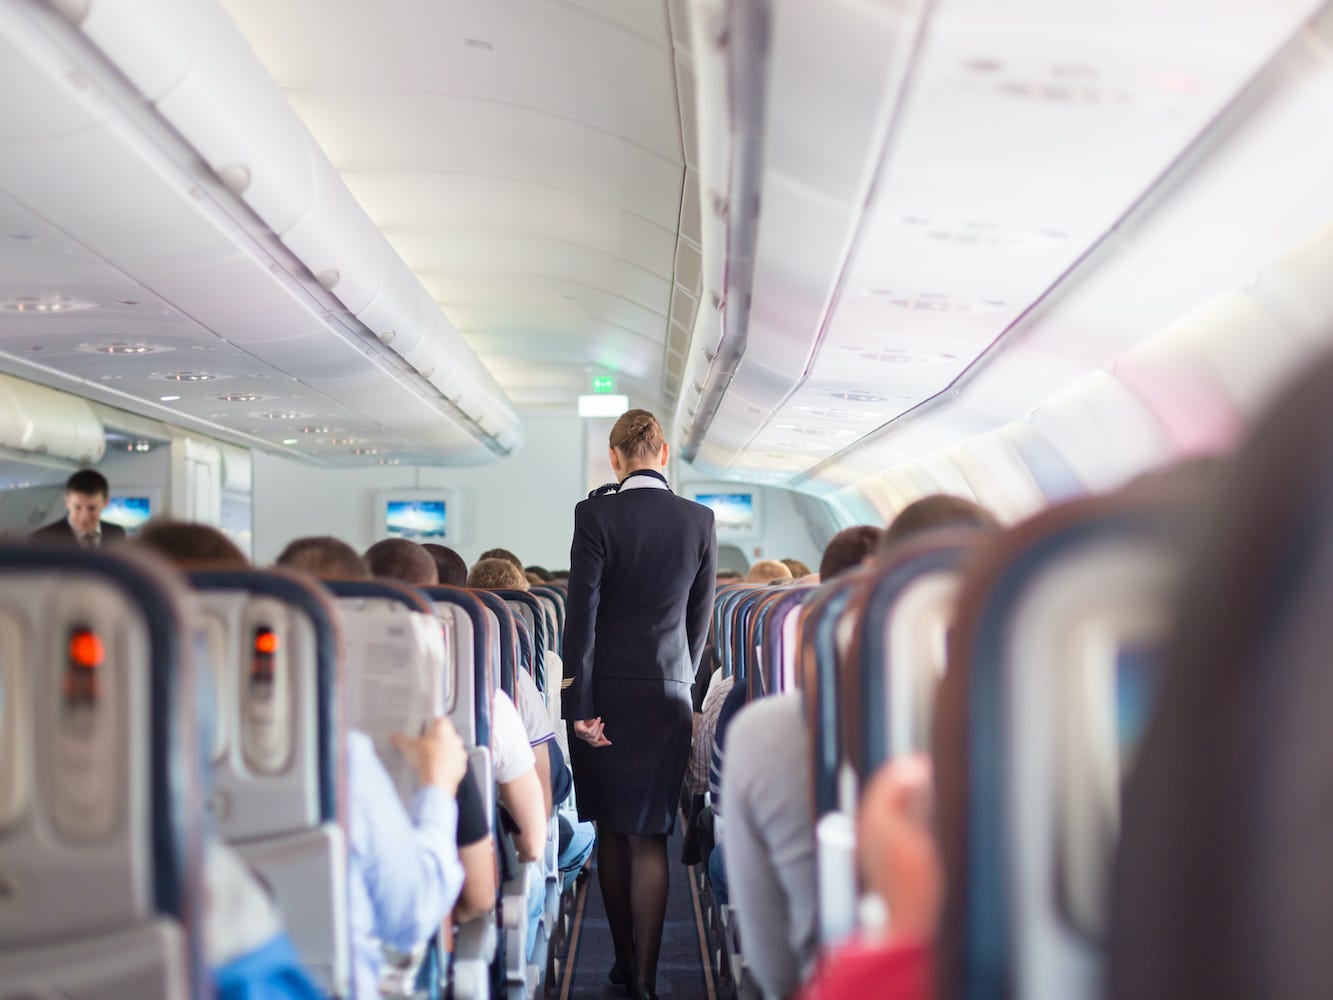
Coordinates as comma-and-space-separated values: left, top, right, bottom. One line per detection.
300, 425, 332, 435
255, 411, 304, 420
281, 438, 299, 445
160, 395, 181, 402
153, 371, 219, 382
0, 294, 94, 313
81, 341, 169, 355
578, 394, 630, 418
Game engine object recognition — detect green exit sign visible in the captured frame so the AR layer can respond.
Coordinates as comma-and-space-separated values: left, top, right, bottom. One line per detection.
592, 375, 617, 394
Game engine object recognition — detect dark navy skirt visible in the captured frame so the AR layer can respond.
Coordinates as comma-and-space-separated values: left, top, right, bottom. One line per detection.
569, 676, 693, 835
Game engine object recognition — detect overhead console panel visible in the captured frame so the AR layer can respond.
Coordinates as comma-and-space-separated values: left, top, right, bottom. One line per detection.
674, 0, 1333, 519
0, 0, 522, 465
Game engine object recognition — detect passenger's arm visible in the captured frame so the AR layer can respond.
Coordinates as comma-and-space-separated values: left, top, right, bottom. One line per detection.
685, 514, 718, 672
533, 739, 555, 819
454, 838, 498, 922
562, 500, 605, 723
353, 721, 468, 952
498, 766, 546, 863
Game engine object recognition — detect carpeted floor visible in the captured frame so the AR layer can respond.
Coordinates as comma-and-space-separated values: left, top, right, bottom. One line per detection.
565, 828, 710, 1000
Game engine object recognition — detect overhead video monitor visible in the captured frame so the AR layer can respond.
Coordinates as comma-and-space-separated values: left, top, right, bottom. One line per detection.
688, 485, 763, 540
101, 494, 155, 533
384, 498, 447, 542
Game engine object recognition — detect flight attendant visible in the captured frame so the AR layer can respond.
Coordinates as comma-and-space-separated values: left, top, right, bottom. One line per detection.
563, 409, 717, 1000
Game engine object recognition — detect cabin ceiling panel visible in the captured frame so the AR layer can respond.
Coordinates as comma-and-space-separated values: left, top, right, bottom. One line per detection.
225, 0, 679, 159
341, 174, 677, 275
405, 235, 672, 312
224, 0, 687, 416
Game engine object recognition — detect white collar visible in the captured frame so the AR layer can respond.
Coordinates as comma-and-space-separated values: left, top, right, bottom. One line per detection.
618, 470, 671, 492
67, 516, 100, 539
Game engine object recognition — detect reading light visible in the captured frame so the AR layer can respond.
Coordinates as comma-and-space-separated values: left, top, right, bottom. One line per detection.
579, 394, 630, 418
69, 628, 105, 669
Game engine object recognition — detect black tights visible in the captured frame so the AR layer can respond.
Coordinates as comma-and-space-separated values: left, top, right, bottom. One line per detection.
598, 830, 669, 993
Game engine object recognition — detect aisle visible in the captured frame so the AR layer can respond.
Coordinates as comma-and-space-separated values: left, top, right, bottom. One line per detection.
562, 827, 712, 999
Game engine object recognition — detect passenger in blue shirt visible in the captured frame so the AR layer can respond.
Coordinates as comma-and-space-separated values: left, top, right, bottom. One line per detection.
347, 717, 469, 999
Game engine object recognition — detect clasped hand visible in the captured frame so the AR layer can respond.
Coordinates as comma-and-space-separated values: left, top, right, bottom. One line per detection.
573, 717, 612, 747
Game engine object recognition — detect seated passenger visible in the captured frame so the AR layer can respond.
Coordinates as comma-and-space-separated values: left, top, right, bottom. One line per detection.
364, 538, 439, 587
422, 543, 468, 587
467, 557, 528, 592
477, 547, 525, 572
781, 557, 813, 579
723, 501, 991, 999
716, 568, 744, 583
275, 536, 369, 579
525, 564, 555, 582
275, 537, 499, 933
468, 556, 596, 927
746, 558, 794, 584
798, 757, 939, 1000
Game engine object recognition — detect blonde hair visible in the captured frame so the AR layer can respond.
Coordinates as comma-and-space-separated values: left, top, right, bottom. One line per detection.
609, 409, 665, 462
468, 557, 529, 591
746, 559, 793, 584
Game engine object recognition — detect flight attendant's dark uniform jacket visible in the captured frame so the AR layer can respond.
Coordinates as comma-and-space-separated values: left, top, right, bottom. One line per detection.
562, 470, 717, 834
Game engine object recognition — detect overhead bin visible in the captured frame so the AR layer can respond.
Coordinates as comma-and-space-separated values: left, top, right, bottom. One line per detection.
0, 372, 103, 465
47, 0, 523, 458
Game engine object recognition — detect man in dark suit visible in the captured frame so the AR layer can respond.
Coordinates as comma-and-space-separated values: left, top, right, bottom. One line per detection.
31, 469, 127, 548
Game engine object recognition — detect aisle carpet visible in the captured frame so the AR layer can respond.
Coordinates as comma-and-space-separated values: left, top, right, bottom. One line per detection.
565, 828, 709, 999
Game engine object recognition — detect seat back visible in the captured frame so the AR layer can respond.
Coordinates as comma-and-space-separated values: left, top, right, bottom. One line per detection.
759, 587, 812, 694
324, 580, 448, 797
935, 497, 1185, 1000
849, 534, 978, 780
528, 587, 563, 650
473, 590, 519, 698
0, 547, 205, 999
189, 569, 348, 996
421, 587, 498, 999
1110, 354, 1333, 1000
796, 570, 873, 948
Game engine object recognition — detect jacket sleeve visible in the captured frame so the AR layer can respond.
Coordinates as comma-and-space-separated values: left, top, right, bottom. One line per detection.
561, 499, 604, 721
685, 510, 718, 673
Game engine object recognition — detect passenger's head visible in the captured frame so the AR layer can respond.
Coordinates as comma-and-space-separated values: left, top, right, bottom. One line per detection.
364, 538, 438, 586
63, 468, 110, 535
746, 559, 793, 585
467, 557, 529, 591
552, 569, 570, 582
276, 536, 369, 580
525, 565, 554, 583
422, 543, 468, 587
136, 520, 248, 570
716, 568, 744, 583
781, 558, 812, 578
478, 547, 523, 571
881, 494, 1000, 552
608, 408, 667, 478
819, 525, 884, 582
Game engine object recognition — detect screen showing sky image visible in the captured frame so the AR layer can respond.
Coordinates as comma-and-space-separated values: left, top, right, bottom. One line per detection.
696, 492, 754, 532
102, 496, 152, 531
385, 499, 447, 541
